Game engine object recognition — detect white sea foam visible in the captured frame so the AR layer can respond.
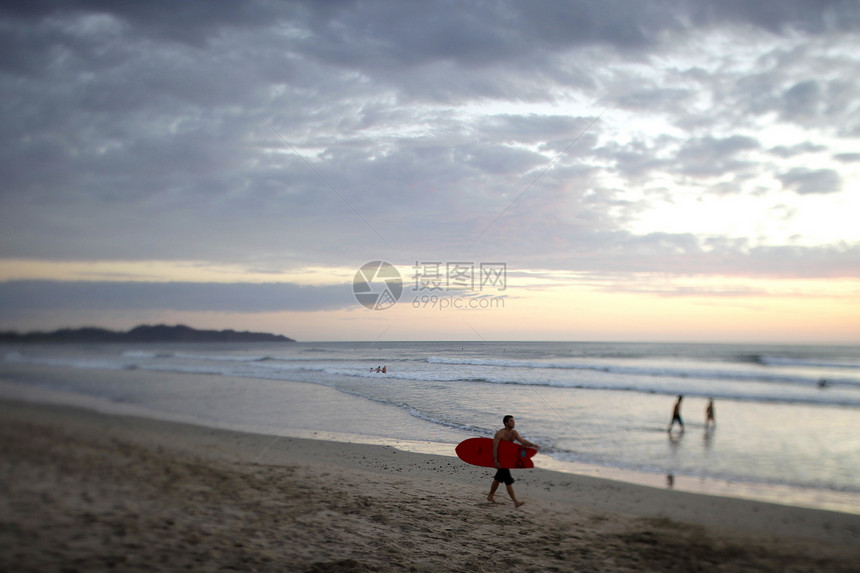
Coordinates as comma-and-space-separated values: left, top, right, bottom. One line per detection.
3, 340, 860, 509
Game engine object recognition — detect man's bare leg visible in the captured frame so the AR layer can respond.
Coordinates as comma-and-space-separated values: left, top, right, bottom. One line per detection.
487, 479, 501, 503
506, 484, 525, 507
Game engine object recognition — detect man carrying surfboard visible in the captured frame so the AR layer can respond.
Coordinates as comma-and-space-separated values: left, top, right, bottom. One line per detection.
488, 415, 539, 507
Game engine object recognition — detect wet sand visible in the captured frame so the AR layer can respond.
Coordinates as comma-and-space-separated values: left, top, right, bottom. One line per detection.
1, 399, 858, 572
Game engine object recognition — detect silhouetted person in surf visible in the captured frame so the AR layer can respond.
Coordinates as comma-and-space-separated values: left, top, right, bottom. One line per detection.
667, 395, 684, 432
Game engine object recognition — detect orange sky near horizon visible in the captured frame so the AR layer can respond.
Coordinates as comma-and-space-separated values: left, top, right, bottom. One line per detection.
2, 258, 856, 345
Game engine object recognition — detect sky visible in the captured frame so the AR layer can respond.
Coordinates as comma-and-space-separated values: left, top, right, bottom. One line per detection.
1, 0, 859, 343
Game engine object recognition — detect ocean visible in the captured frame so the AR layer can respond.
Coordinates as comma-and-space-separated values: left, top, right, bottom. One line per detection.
2, 340, 859, 513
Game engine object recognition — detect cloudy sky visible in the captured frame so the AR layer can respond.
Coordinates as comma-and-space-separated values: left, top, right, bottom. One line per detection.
1, 0, 859, 343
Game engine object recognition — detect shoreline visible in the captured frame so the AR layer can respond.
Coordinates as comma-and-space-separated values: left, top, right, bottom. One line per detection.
2, 363, 860, 518
1, 398, 858, 571
1, 364, 858, 517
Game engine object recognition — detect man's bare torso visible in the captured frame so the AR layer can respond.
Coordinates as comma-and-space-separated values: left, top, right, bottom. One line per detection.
495, 427, 519, 442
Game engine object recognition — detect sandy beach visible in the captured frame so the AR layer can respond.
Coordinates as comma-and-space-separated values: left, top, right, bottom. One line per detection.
1, 398, 858, 572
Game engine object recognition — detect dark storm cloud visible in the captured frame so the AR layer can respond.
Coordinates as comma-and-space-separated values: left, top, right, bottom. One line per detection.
676, 135, 760, 178
695, 0, 860, 33
834, 153, 860, 163
593, 134, 762, 185
782, 80, 823, 120
480, 115, 595, 145
0, 0, 279, 47
777, 168, 843, 195
613, 87, 696, 113
0, 280, 353, 314
0, 0, 857, 278
770, 143, 828, 158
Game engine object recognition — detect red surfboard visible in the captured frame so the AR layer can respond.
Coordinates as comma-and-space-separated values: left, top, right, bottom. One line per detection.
455, 437, 537, 469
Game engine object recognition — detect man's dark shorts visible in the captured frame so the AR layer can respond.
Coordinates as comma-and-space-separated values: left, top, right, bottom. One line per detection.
494, 468, 515, 486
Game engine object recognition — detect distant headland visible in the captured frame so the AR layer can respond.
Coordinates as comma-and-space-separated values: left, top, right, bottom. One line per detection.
0, 324, 295, 344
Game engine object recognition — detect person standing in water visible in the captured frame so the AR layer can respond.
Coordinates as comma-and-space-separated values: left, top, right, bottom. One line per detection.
667, 395, 684, 432
487, 415, 539, 507
706, 399, 716, 429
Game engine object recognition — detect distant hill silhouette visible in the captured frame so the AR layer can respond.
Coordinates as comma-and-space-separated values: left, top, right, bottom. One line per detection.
0, 324, 295, 344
